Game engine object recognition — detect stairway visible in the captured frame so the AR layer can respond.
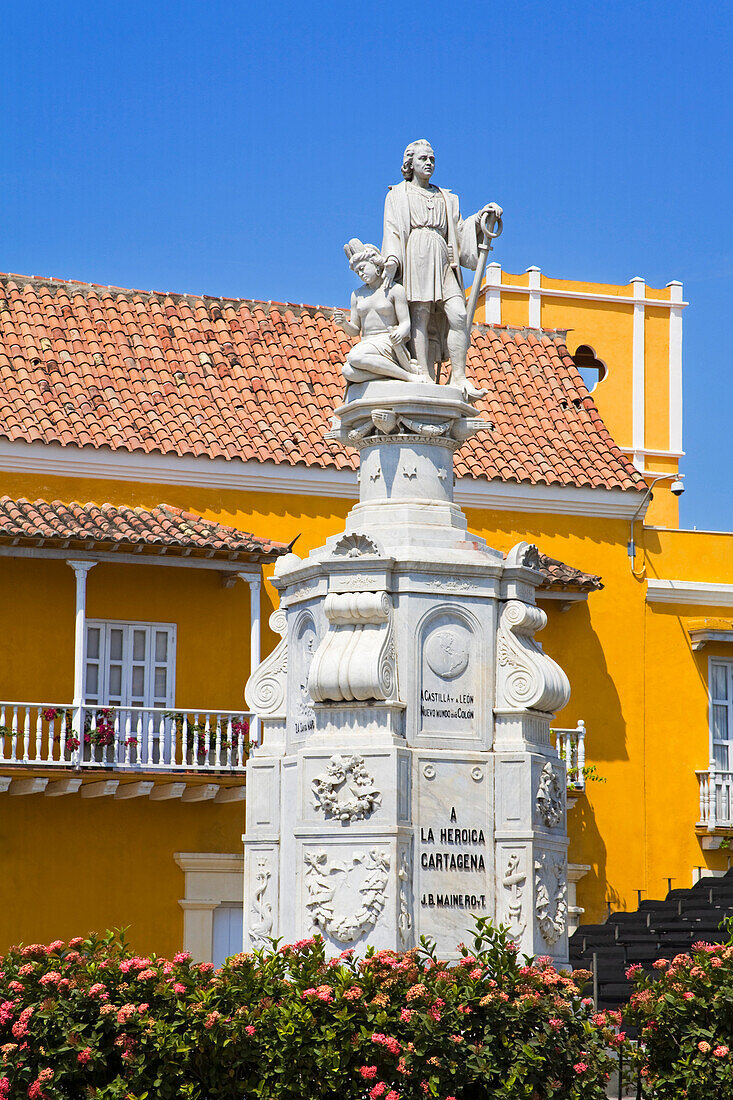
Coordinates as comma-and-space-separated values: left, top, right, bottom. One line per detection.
569, 869, 733, 1009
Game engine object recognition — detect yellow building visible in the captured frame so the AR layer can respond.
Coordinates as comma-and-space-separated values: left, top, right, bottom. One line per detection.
0, 265, 730, 958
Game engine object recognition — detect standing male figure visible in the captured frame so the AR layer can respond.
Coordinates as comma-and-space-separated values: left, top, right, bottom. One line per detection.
382, 139, 502, 401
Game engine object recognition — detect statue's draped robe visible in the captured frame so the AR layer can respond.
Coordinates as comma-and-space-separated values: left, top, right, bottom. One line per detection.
382, 181, 479, 366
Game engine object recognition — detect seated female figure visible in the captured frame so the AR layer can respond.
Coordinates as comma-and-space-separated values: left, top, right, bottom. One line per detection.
333, 239, 425, 386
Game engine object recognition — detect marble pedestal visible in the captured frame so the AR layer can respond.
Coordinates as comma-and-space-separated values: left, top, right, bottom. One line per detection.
244, 381, 571, 961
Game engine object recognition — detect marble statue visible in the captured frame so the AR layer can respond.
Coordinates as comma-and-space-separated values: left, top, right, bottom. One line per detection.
334, 240, 425, 387
381, 139, 502, 401
243, 144, 571, 966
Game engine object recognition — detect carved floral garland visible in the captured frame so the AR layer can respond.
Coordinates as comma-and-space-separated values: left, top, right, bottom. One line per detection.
312, 754, 381, 822
534, 853, 567, 947
536, 760, 564, 828
304, 848, 390, 943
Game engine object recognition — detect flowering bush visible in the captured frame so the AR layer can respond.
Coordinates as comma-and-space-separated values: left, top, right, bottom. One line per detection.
627, 931, 733, 1097
0, 922, 620, 1099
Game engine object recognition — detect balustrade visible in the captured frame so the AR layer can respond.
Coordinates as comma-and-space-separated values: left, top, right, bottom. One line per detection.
0, 702, 254, 773
696, 766, 733, 829
551, 720, 587, 791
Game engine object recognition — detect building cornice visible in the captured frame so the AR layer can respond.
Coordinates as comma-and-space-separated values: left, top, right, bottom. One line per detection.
0, 439, 646, 519
647, 580, 733, 607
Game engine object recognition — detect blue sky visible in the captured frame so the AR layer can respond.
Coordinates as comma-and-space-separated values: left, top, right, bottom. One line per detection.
1, 1, 730, 529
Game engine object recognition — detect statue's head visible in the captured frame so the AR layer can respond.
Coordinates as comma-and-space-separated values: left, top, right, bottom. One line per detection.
343, 239, 385, 282
401, 139, 434, 181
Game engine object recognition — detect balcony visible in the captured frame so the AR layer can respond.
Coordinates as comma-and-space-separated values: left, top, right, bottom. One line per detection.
551, 720, 587, 797
696, 766, 733, 842
0, 702, 254, 801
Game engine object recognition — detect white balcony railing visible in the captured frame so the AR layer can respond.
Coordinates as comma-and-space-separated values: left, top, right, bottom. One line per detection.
0, 702, 254, 773
697, 766, 733, 829
551, 720, 586, 792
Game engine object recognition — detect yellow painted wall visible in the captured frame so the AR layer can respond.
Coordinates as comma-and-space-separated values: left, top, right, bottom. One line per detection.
0, 795, 236, 957
474, 271, 682, 525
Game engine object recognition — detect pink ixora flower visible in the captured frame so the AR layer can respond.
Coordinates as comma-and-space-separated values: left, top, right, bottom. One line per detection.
0, 1078, 9, 1098
625, 964, 642, 979
172, 982, 186, 995
47, 940, 64, 953
698, 1040, 711, 1053
683, 992, 695, 1001
369, 1084, 387, 1100
360, 1066, 378, 1080
574, 1062, 589, 1074
714, 1045, 730, 1058
548, 1017, 564, 1031
371, 1033, 401, 1056
244, 1025, 256, 1036
173, 951, 191, 964
77, 1048, 92, 1065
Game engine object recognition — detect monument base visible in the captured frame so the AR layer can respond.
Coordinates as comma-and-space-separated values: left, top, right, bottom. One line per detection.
244, 380, 571, 963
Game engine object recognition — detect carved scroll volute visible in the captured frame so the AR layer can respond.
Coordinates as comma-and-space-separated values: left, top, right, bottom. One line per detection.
308, 592, 397, 703
245, 609, 288, 718
495, 600, 570, 714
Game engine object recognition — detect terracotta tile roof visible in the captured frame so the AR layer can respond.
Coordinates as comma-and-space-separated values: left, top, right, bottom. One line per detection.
536, 552, 603, 592
0, 273, 643, 492
0, 496, 288, 562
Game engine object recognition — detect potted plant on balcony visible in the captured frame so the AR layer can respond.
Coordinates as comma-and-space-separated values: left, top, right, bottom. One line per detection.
83, 707, 116, 764
47, 707, 79, 759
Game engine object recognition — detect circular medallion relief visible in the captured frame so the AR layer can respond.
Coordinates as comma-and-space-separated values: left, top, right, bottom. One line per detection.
424, 628, 470, 680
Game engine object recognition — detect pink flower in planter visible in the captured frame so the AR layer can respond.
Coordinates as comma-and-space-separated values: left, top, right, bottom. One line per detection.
173, 951, 191, 963
714, 1046, 730, 1058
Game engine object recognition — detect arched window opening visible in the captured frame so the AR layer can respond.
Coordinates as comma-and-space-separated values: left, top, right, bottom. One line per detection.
572, 345, 608, 393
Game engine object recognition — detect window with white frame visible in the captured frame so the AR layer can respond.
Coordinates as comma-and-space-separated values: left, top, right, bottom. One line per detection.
85, 620, 176, 709
710, 659, 733, 770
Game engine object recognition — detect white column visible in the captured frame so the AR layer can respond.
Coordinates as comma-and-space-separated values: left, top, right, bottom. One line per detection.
667, 280, 684, 455
485, 261, 502, 325
245, 576, 261, 675
527, 266, 541, 329
67, 560, 96, 757
631, 276, 646, 469
67, 561, 96, 705
238, 573, 262, 742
